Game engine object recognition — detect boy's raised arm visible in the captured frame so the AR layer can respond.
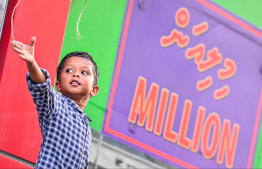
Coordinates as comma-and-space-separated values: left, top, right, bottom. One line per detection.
12, 37, 46, 84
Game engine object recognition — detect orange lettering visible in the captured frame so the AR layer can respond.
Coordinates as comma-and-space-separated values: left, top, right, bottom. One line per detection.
160, 29, 189, 48
214, 85, 230, 100
185, 43, 205, 64
163, 93, 179, 143
193, 21, 209, 36
175, 7, 190, 28
217, 119, 240, 168
178, 100, 192, 149
198, 47, 223, 72
154, 88, 170, 136
201, 112, 221, 159
218, 58, 237, 80
197, 76, 213, 91
191, 107, 206, 153
128, 77, 159, 132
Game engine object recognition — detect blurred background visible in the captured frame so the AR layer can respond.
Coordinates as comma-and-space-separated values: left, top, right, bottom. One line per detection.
0, 0, 262, 168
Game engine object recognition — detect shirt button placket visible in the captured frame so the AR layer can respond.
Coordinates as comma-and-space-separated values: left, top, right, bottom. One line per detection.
79, 116, 89, 167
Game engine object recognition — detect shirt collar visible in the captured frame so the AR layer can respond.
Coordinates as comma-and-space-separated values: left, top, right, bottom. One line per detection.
63, 95, 92, 122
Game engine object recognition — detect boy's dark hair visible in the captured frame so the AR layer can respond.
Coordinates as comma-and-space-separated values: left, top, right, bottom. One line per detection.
56, 52, 99, 86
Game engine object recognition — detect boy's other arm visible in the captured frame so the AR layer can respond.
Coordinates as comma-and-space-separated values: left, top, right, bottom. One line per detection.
12, 37, 46, 84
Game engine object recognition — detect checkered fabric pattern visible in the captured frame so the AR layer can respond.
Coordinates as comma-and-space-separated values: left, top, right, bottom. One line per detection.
26, 69, 92, 169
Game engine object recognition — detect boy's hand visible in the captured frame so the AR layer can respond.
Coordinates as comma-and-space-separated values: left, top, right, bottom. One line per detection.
11, 37, 36, 64
11, 36, 46, 84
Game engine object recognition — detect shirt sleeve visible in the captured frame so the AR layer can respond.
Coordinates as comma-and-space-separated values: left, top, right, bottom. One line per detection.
26, 68, 58, 120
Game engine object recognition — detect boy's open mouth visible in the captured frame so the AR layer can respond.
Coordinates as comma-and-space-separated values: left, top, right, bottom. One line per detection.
70, 80, 81, 85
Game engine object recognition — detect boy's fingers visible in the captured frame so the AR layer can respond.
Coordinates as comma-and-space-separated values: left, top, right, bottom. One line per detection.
29, 36, 36, 46
13, 42, 23, 50
12, 46, 23, 54
15, 41, 23, 47
11, 40, 23, 48
11, 40, 17, 46
19, 54, 26, 60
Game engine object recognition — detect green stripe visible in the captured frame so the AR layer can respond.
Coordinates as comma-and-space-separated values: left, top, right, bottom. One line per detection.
60, 0, 127, 132
212, 0, 262, 30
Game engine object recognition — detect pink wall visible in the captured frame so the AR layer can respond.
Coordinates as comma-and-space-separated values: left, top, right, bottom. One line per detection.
0, 0, 71, 164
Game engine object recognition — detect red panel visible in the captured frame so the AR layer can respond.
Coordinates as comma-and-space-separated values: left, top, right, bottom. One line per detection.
0, 0, 17, 81
0, 0, 71, 163
0, 155, 33, 169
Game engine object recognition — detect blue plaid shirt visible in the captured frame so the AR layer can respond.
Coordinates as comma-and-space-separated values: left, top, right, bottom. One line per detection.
26, 69, 92, 169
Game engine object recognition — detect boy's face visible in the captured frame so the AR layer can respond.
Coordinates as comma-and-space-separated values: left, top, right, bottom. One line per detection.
55, 56, 99, 101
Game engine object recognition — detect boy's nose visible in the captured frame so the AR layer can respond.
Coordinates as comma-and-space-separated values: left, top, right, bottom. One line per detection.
73, 73, 80, 77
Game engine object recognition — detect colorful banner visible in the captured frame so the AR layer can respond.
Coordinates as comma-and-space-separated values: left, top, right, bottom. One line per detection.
103, 0, 262, 168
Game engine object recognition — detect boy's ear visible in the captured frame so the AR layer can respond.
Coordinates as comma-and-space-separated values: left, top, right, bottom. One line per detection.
90, 85, 99, 97
55, 81, 62, 92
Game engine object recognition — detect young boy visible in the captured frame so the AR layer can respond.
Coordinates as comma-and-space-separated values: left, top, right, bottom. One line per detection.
11, 37, 99, 168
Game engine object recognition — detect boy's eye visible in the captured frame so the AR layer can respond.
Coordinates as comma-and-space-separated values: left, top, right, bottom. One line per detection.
66, 69, 73, 73
82, 71, 88, 75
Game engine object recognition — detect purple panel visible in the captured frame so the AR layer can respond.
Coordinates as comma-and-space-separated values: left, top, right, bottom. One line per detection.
103, 0, 262, 168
